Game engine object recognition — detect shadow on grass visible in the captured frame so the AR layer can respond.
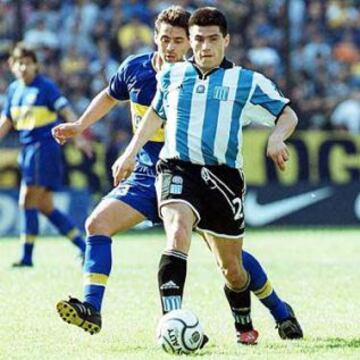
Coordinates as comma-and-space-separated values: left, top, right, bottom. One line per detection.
309, 337, 360, 350
266, 337, 360, 352
263, 337, 360, 354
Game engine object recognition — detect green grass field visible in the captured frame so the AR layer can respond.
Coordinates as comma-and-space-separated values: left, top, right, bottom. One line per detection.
1, 228, 359, 360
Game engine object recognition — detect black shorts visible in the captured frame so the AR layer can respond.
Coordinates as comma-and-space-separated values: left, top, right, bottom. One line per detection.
156, 159, 245, 238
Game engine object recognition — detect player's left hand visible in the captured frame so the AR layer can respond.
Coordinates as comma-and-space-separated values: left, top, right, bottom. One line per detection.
112, 154, 136, 187
266, 137, 289, 171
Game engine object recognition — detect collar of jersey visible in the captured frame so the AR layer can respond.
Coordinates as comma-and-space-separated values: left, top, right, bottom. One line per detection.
189, 57, 234, 79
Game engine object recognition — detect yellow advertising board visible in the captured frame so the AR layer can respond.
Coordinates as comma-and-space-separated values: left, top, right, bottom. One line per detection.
243, 130, 360, 185
1, 131, 359, 190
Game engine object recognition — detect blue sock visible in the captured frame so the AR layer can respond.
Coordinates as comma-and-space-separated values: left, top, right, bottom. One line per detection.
83, 235, 112, 312
19, 208, 39, 264
242, 250, 290, 322
47, 209, 86, 253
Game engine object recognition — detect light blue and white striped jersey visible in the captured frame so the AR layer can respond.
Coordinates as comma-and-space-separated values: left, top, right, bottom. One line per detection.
152, 58, 290, 168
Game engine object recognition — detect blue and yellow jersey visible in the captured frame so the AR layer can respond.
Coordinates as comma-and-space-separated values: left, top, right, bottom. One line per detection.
2, 74, 69, 144
108, 52, 163, 168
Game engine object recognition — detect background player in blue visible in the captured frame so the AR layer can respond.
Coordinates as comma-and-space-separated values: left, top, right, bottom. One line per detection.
0, 43, 87, 267
53, 7, 302, 343
113, 7, 303, 345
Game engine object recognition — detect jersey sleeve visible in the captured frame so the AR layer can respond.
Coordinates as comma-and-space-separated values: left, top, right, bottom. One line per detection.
46, 80, 69, 112
243, 72, 290, 126
107, 55, 135, 101
151, 71, 167, 120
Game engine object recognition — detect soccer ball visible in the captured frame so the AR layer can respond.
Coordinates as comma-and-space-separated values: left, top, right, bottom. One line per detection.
156, 309, 204, 355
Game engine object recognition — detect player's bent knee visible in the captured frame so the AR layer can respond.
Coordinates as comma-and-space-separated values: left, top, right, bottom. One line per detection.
38, 203, 53, 216
166, 225, 191, 252
85, 215, 112, 236
220, 263, 248, 289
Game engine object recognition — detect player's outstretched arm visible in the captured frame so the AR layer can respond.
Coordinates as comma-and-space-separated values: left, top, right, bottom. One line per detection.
266, 105, 298, 171
0, 115, 13, 140
112, 108, 163, 186
57, 105, 94, 157
52, 88, 118, 144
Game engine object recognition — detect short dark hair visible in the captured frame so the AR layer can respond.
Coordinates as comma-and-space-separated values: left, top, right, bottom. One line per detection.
9, 42, 37, 64
154, 6, 191, 36
188, 7, 228, 37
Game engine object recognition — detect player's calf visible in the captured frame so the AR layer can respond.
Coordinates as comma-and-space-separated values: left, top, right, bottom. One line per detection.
56, 297, 101, 335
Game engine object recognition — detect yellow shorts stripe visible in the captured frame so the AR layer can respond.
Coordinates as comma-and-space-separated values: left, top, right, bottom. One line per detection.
84, 273, 108, 286
20, 234, 36, 244
253, 280, 273, 300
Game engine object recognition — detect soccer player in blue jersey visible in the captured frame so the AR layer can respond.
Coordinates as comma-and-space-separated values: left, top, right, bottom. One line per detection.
0, 43, 86, 267
53, 6, 301, 343
113, 7, 303, 344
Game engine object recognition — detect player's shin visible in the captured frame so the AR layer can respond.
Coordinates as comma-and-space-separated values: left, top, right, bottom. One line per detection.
158, 249, 187, 314
15, 208, 39, 266
224, 277, 253, 331
83, 235, 112, 312
242, 250, 290, 322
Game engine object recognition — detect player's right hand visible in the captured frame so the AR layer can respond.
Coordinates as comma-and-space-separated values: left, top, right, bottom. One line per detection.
266, 137, 289, 171
52, 122, 83, 145
112, 154, 136, 187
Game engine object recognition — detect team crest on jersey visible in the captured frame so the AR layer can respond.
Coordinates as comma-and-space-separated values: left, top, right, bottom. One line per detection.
213, 86, 229, 101
169, 176, 183, 195
196, 84, 206, 94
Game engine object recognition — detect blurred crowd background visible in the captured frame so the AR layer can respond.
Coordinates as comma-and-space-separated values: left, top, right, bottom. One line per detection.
0, 0, 359, 179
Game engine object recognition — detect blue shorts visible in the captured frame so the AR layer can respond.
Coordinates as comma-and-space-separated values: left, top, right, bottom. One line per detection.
19, 139, 63, 191
105, 166, 160, 224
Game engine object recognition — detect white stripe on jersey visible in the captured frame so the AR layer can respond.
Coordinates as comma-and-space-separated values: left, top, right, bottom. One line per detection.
213, 67, 241, 165
236, 70, 257, 167
164, 64, 188, 159
187, 77, 209, 164
241, 72, 287, 127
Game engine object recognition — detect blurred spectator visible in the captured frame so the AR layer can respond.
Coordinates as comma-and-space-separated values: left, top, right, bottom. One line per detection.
117, 17, 153, 56
24, 18, 59, 49
288, 0, 306, 46
333, 30, 360, 64
302, 32, 332, 75
0, 2, 15, 56
61, 11, 96, 57
63, 0, 100, 37
326, 0, 359, 29
89, 38, 119, 81
60, 47, 88, 76
248, 37, 281, 69
122, 0, 153, 24
27, 1, 61, 33
330, 90, 360, 134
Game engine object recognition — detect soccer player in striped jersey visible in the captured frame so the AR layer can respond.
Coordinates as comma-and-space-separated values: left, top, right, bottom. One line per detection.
53, 7, 300, 343
113, 7, 303, 344
0, 43, 87, 267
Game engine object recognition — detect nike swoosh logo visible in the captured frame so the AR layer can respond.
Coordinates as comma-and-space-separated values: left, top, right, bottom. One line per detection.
245, 187, 334, 226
